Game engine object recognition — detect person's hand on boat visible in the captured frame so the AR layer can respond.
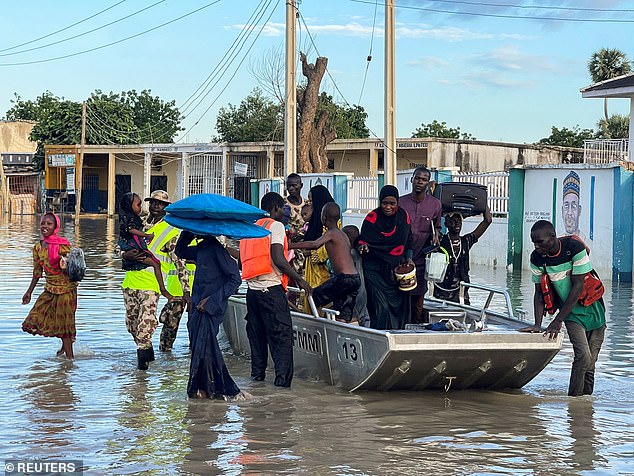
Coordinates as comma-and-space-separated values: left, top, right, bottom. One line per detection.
296, 277, 312, 296
543, 319, 563, 339
518, 325, 542, 333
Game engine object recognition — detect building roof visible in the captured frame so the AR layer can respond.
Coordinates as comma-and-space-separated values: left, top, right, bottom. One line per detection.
580, 72, 634, 99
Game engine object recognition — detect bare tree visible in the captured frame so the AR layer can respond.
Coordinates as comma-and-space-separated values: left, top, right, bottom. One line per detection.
297, 52, 336, 173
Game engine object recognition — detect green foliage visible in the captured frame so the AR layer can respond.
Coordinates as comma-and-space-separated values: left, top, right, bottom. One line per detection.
215, 88, 370, 142
215, 88, 283, 142
412, 120, 475, 140
317, 92, 369, 139
538, 125, 595, 148
596, 114, 630, 139
5, 90, 183, 170
588, 48, 632, 83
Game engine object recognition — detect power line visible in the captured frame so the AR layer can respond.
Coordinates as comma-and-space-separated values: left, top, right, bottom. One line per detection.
180, 0, 273, 115
297, 11, 396, 155
424, 0, 634, 14
178, 0, 281, 141
357, 0, 378, 105
0, 0, 167, 58
347, 0, 634, 23
0, 1, 224, 67
0, 0, 129, 54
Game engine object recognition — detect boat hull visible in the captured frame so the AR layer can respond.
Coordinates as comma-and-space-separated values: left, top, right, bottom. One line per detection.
223, 296, 562, 392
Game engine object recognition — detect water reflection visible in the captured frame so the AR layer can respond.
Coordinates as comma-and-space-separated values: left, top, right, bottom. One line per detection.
18, 361, 79, 453
2, 215, 634, 474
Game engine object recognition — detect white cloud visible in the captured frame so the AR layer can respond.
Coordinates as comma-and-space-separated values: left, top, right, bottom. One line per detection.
407, 56, 450, 69
228, 21, 534, 42
472, 46, 558, 72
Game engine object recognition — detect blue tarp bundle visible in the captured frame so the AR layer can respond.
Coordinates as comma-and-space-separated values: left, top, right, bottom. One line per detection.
164, 194, 270, 239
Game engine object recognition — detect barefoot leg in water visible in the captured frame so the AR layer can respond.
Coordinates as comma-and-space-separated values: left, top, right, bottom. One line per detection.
61, 337, 74, 359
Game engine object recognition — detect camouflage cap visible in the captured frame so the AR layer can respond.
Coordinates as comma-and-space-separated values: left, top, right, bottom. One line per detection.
144, 189, 171, 204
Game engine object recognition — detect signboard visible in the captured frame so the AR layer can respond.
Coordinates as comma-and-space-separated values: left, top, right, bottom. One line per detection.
66, 167, 75, 194
234, 162, 248, 176
48, 153, 76, 167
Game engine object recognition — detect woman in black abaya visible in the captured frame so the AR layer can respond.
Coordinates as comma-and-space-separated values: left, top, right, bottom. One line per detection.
358, 185, 414, 330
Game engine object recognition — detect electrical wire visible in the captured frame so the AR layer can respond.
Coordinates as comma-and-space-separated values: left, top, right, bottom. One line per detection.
423, 0, 634, 14
0, 0, 224, 67
347, 0, 634, 23
0, 0, 167, 58
0, 0, 129, 54
297, 11, 396, 155
177, 0, 281, 141
357, 0, 378, 105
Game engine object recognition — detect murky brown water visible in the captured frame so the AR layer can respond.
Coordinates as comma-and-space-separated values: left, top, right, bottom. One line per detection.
2, 215, 634, 475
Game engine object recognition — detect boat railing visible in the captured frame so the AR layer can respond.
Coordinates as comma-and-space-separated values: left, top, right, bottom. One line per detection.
459, 281, 515, 320
288, 286, 340, 321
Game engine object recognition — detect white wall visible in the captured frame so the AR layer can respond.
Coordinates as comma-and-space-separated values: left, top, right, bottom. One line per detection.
461, 216, 508, 268
521, 166, 614, 278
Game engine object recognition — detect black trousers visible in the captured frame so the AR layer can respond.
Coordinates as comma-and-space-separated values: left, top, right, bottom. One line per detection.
246, 285, 294, 387
313, 273, 361, 322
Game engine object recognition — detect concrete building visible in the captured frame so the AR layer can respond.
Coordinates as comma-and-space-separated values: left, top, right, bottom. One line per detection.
43, 138, 580, 216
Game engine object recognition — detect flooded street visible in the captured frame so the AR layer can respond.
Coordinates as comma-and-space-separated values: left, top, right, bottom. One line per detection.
2, 215, 634, 475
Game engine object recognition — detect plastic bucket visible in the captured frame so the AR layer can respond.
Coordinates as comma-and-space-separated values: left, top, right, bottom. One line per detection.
394, 263, 417, 292
425, 249, 449, 282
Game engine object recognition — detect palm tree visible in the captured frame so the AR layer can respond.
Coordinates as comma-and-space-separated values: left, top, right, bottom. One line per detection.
588, 48, 632, 120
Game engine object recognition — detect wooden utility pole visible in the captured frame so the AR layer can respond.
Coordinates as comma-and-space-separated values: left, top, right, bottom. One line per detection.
384, 0, 397, 186
0, 154, 8, 214
75, 101, 86, 224
284, 0, 297, 178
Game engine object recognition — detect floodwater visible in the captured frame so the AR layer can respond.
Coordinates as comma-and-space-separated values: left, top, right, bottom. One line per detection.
1, 215, 634, 475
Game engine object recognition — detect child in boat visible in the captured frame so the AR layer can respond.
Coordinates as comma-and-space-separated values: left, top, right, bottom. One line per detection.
290, 202, 361, 323
118, 192, 173, 300
342, 225, 370, 327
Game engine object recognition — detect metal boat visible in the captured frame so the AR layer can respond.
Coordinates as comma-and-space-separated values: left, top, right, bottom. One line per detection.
223, 283, 563, 392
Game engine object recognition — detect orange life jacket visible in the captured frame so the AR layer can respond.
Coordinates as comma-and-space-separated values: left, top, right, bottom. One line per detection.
240, 218, 289, 290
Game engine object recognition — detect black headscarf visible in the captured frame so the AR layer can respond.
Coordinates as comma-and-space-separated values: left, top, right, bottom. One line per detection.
303, 185, 334, 241
359, 185, 412, 266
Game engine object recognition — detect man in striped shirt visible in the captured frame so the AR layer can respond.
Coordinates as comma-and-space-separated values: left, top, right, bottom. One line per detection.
521, 220, 606, 396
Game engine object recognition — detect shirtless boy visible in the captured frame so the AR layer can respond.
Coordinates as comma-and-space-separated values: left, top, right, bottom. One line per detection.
290, 202, 361, 322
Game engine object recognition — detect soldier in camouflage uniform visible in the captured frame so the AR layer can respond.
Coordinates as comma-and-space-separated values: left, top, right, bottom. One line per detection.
122, 190, 190, 369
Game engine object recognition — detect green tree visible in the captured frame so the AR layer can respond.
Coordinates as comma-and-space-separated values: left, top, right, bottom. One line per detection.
588, 48, 632, 120
215, 88, 283, 142
596, 114, 630, 139
538, 125, 595, 148
5, 90, 183, 169
317, 92, 369, 139
412, 120, 475, 140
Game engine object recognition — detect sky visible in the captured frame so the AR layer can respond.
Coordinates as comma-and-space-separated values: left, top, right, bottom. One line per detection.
0, 0, 632, 145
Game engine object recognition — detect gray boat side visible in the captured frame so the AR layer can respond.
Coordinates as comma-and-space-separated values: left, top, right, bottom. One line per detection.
223, 283, 563, 392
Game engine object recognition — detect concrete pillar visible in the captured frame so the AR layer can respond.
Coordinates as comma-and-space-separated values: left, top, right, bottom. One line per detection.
107, 152, 115, 216
143, 152, 151, 199
267, 148, 275, 178
181, 152, 190, 198
369, 148, 379, 174
629, 97, 634, 162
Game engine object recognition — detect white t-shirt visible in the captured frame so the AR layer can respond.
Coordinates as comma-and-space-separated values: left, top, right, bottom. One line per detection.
246, 220, 286, 290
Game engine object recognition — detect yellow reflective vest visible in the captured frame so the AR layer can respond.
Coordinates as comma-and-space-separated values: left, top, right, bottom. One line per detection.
121, 220, 180, 292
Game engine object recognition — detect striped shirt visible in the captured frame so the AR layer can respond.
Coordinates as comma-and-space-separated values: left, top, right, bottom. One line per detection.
530, 236, 605, 331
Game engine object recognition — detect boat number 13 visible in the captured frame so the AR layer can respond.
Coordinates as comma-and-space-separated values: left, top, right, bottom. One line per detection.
337, 336, 363, 366
342, 342, 358, 361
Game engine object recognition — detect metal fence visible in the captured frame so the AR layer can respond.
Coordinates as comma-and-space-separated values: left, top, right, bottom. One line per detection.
346, 176, 380, 212
5, 174, 42, 215
187, 154, 224, 196
453, 171, 509, 216
583, 139, 629, 164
